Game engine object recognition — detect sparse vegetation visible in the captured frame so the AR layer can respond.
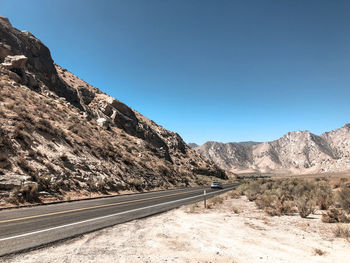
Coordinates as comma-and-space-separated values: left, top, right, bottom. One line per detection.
230, 177, 350, 219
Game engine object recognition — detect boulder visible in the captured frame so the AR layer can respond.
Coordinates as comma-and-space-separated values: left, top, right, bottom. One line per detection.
1, 55, 28, 70
106, 97, 136, 120
97, 117, 108, 128
0, 174, 32, 190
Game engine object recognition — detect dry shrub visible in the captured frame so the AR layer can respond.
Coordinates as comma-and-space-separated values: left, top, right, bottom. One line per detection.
21, 183, 39, 202
96, 178, 107, 193
16, 157, 35, 175
187, 203, 199, 213
255, 194, 277, 210
337, 187, 350, 213
296, 195, 315, 218
315, 183, 334, 210
293, 180, 316, 198
340, 178, 348, 183
35, 119, 53, 134
18, 111, 34, 124
130, 178, 143, 190
322, 208, 350, 223
229, 190, 241, 199
245, 181, 263, 201
0, 153, 11, 169
231, 206, 240, 214
0, 129, 14, 154
13, 128, 32, 147
262, 197, 295, 217
32, 174, 52, 192
246, 191, 258, 201
278, 199, 296, 215
35, 118, 68, 143
333, 224, 350, 239
206, 203, 213, 209
59, 153, 69, 162
233, 183, 248, 196
13, 183, 39, 203
313, 248, 326, 256
209, 196, 224, 206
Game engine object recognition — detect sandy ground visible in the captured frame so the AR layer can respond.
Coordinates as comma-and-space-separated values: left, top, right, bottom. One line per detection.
2, 195, 350, 263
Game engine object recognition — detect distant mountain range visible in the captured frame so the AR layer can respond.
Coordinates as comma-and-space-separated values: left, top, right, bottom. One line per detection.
188, 141, 261, 148
194, 125, 350, 174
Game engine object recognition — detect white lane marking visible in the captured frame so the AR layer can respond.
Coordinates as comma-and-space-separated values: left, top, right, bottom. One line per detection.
0, 188, 232, 241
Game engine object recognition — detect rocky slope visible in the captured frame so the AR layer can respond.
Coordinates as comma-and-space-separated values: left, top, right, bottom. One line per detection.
195, 125, 350, 175
0, 16, 226, 204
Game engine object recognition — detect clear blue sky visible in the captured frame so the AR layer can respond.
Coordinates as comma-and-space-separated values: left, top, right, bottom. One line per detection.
1, 0, 349, 144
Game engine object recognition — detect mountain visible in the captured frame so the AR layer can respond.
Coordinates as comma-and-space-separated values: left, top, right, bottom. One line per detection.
195, 126, 350, 175
0, 16, 226, 203
187, 143, 199, 148
237, 141, 261, 146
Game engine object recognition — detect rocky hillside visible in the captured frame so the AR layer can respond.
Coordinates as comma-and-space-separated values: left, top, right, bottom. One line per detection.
195, 125, 350, 175
0, 17, 226, 204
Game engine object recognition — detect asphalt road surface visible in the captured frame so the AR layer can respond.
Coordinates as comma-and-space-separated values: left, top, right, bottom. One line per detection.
0, 183, 238, 256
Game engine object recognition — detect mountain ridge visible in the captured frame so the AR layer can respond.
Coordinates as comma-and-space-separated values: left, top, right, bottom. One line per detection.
195, 125, 350, 174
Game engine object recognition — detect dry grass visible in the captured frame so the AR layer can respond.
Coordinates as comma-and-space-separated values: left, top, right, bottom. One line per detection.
333, 224, 350, 240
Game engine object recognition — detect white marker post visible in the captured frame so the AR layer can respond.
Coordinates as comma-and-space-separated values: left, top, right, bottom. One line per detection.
204, 189, 207, 208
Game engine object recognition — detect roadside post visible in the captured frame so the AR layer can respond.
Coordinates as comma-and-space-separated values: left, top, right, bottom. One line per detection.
89, 174, 92, 198
204, 189, 207, 208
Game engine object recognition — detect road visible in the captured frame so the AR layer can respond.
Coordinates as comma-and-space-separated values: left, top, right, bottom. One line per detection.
0, 183, 238, 256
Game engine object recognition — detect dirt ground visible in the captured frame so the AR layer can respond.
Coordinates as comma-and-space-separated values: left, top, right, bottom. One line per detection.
2, 195, 350, 263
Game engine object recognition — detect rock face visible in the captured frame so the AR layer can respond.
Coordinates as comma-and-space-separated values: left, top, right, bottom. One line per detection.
0, 17, 226, 198
0, 16, 82, 109
195, 126, 350, 175
1, 55, 28, 70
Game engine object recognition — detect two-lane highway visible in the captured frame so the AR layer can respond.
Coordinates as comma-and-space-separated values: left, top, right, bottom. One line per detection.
0, 183, 238, 256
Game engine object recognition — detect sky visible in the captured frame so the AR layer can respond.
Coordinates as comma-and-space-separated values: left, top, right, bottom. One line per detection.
1, 0, 349, 144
